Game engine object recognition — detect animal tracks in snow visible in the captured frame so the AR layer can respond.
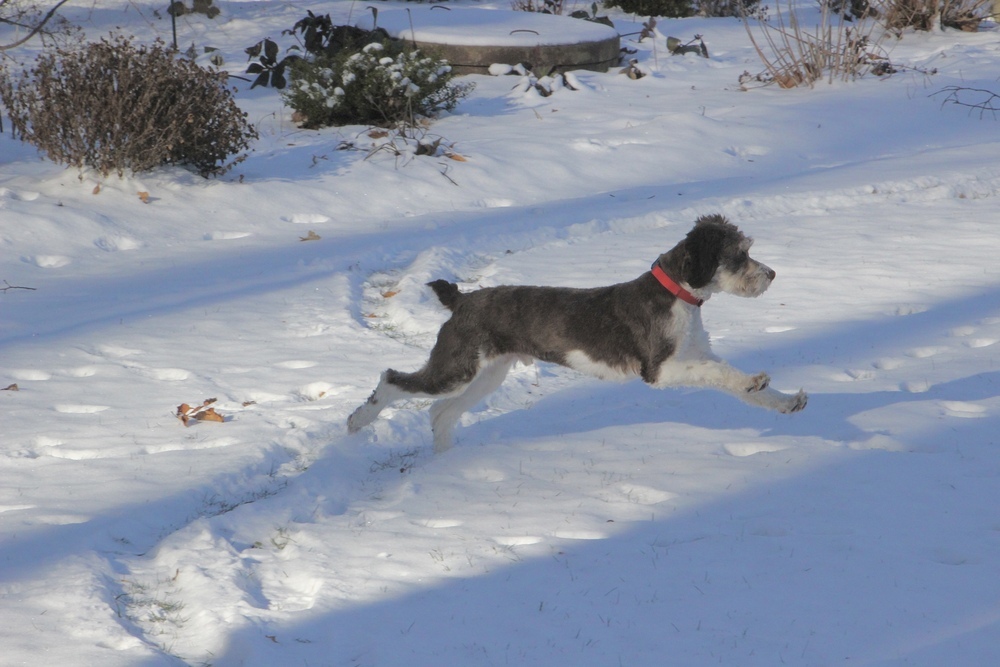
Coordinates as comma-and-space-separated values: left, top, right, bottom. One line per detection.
724, 442, 790, 457
283, 213, 331, 225
24, 254, 71, 268
831, 312, 1000, 401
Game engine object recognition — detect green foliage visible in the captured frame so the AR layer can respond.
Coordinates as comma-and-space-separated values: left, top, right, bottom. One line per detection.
283, 40, 474, 128
244, 11, 391, 90
0, 34, 257, 177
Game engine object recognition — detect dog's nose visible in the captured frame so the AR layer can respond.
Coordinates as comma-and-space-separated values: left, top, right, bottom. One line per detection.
766, 268, 776, 281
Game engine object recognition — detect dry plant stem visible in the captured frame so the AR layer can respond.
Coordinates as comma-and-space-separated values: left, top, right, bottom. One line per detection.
743, 1, 881, 88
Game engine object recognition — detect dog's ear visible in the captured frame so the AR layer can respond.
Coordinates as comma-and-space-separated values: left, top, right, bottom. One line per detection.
681, 223, 725, 288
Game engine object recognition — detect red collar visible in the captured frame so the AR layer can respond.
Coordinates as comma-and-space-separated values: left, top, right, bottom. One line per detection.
651, 264, 703, 307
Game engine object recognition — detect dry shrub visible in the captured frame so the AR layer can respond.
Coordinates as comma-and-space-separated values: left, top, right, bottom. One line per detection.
742, 3, 888, 88
873, 0, 992, 31
0, 34, 257, 177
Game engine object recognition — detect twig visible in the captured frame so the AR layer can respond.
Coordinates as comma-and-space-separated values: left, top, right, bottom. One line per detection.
438, 164, 458, 186
1, 280, 37, 293
0, 0, 74, 51
932, 86, 1000, 120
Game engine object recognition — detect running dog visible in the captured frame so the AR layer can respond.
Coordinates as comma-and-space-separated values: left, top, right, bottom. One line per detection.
348, 214, 807, 451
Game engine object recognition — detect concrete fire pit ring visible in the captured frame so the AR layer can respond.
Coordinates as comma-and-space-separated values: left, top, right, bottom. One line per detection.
354, 7, 621, 75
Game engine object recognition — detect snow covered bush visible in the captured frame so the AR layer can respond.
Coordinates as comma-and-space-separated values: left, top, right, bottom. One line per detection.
0, 34, 257, 177
283, 40, 473, 128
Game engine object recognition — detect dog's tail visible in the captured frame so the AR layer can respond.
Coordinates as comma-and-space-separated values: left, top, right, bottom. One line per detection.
427, 279, 462, 311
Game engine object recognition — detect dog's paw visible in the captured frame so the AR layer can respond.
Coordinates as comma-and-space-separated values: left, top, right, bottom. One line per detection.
746, 372, 771, 393
780, 389, 808, 413
347, 401, 376, 433
346, 409, 364, 433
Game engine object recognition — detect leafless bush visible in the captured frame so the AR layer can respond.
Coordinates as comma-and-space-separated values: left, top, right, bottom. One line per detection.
873, 0, 992, 31
742, 2, 889, 88
0, 34, 257, 177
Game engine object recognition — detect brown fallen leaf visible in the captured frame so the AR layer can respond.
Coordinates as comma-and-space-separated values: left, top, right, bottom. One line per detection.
92, 184, 101, 195
138, 191, 150, 204
299, 230, 321, 242
446, 152, 467, 162
381, 290, 399, 298
177, 398, 225, 426
2, 383, 18, 391
196, 407, 225, 423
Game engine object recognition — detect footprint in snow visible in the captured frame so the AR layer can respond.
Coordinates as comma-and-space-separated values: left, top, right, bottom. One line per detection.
203, 231, 252, 241
902, 380, 933, 393
724, 442, 790, 457
554, 529, 608, 541
63, 366, 98, 378
1, 188, 40, 202
96, 344, 143, 358
283, 213, 331, 225
136, 367, 191, 382
94, 235, 142, 251
415, 518, 464, 529
494, 535, 543, 546
275, 360, 318, 369
9, 369, 52, 381
24, 255, 71, 268
940, 401, 988, 418
55, 404, 110, 414
617, 483, 677, 505
906, 346, 946, 359
873, 357, 905, 371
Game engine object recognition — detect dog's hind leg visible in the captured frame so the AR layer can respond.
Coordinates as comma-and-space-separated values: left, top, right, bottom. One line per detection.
347, 329, 482, 437
347, 370, 409, 434
429, 355, 518, 453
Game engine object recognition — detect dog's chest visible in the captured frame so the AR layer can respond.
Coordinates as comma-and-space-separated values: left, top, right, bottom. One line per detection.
664, 301, 711, 360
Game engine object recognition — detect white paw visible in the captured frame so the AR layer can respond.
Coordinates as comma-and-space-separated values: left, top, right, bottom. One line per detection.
780, 389, 808, 413
347, 394, 379, 433
747, 372, 771, 393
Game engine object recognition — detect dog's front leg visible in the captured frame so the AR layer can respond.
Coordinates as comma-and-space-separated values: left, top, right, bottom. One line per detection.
738, 385, 809, 413
652, 359, 807, 413
653, 358, 769, 394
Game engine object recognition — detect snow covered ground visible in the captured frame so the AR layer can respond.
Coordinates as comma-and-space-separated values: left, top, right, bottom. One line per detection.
2, 1, 1000, 665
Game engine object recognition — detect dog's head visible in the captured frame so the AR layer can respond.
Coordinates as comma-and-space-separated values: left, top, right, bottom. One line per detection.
661, 214, 776, 298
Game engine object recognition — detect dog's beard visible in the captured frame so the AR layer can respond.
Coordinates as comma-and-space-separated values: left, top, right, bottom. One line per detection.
715, 265, 773, 298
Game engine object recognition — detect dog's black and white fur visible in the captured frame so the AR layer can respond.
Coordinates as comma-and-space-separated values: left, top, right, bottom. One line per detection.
348, 214, 807, 452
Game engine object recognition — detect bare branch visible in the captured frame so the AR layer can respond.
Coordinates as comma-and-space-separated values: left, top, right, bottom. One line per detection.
1, 280, 37, 292
0, 0, 73, 51
933, 86, 1000, 120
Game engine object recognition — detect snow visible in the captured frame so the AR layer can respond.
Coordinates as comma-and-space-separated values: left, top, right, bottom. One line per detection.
353, 7, 619, 47
2, 1, 1000, 665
